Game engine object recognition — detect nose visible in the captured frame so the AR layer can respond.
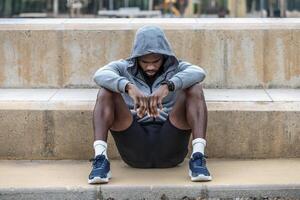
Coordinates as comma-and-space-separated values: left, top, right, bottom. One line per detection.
146, 64, 156, 70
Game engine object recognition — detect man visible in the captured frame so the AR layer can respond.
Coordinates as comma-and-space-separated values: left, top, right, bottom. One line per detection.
89, 25, 212, 184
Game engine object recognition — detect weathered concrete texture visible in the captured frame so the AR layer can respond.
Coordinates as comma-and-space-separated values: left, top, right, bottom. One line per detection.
0, 159, 300, 199
0, 19, 299, 88
0, 188, 98, 200
51, 110, 111, 160
223, 30, 265, 88
100, 186, 300, 199
61, 30, 135, 87
0, 110, 45, 159
1, 187, 299, 200
1, 107, 300, 160
206, 110, 300, 158
264, 29, 300, 88
0, 89, 300, 159
0, 30, 63, 88
0, 109, 117, 160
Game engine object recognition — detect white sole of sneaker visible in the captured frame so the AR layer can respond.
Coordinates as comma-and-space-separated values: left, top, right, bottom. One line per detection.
88, 171, 112, 184
189, 170, 212, 182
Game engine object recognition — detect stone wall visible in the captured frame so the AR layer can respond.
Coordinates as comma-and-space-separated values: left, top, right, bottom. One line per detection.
0, 18, 299, 88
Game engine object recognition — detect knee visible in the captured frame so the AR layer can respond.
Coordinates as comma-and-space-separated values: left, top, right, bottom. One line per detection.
184, 83, 205, 101
96, 87, 114, 102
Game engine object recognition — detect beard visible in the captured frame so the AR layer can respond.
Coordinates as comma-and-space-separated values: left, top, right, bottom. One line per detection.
145, 70, 158, 77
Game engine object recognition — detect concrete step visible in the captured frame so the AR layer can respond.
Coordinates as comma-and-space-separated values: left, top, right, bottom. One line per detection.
0, 18, 300, 88
0, 89, 300, 160
0, 159, 299, 199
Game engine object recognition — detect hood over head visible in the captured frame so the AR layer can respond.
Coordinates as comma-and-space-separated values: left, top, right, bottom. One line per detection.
127, 25, 179, 72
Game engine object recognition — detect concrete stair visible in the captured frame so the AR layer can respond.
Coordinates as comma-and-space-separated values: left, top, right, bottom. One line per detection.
0, 159, 299, 199
1, 19, 300, 199
1, 89, 300, 160
0, 18, 300, 89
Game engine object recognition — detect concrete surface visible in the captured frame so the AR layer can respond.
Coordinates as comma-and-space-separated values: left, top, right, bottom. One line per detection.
0, 89, 58, 101
0, 19, 299, 88
204, 89, 272, 101
0, 89, 300, 160
2, 88, 300, 103
266, 89, 300, 101
0, 159, 299, 199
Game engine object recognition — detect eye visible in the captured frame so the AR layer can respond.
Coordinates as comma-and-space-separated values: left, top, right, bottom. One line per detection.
154, 59, 161, 63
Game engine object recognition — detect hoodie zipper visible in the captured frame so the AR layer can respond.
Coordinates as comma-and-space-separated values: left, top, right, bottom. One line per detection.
133, 76, 152, 94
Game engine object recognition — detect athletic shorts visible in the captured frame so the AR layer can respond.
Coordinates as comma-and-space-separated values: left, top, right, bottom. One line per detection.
110, 115, 191, 168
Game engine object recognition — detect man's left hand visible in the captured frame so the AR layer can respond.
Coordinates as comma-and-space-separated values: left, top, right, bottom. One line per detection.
148, 84, 169, 117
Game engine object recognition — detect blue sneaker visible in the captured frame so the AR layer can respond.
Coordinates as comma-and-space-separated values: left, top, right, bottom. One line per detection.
88, 155, 111, 184
189, 152, 212, 181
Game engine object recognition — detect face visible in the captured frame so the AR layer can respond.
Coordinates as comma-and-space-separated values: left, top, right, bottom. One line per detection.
137, 53, 164, 77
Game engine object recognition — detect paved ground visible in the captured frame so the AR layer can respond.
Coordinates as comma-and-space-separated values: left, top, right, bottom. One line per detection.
1, 159, 300, 199
1, 159, 300, 188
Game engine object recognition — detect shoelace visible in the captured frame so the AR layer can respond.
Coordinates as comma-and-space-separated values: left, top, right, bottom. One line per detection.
192, 153, 208, 166
192, 153, 208, 160
89, 155, 106, 169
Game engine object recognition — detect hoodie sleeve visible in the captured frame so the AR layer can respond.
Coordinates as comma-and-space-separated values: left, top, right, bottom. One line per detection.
93, 60, 130, 93
169, 61, 206, 91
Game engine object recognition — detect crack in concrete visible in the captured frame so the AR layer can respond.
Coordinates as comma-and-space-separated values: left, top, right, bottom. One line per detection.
42, 110, 55, 157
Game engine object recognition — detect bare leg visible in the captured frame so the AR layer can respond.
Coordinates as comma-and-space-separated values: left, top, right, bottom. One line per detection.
169, 84, 211, 181
93, 88, 133, 141
169, 83, 207, 139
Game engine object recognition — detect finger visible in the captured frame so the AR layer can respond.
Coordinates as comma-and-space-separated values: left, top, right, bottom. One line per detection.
150, 96, 157, 117
146, 96, 151, 117
141, 96, 148, 116
152, 96, 158, 117
133, 96, 140, 110
136, 97, 143, 118
138, 96, 146, 118
158, 98, 163, 110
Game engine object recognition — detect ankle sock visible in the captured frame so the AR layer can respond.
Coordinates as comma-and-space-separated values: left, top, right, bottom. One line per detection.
191, 138, 206, 157
94, 140, 108, 159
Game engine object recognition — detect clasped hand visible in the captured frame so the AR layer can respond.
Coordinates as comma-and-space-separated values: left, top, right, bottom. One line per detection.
126, 83, 169, 118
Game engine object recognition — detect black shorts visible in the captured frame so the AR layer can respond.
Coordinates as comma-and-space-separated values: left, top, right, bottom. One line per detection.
111, 115, 191, 168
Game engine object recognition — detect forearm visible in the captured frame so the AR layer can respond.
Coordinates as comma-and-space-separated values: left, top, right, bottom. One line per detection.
170, 65, 206, 91
94, 69, 130, 93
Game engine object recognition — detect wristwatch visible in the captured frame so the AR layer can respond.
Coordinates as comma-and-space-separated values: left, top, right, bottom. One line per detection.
161, 80, 175, 92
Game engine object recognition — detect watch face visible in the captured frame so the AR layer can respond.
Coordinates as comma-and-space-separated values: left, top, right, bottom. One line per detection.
167, 81, 175, 91
161, 80, 174, 91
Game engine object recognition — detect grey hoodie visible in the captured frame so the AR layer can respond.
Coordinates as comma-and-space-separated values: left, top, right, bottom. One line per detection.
93, 25, 206, 123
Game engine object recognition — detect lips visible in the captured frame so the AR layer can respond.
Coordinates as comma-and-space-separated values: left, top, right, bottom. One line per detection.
146, 71, 157, 75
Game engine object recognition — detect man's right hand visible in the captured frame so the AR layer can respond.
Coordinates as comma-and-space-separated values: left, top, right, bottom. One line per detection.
125, 83, 148, 118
